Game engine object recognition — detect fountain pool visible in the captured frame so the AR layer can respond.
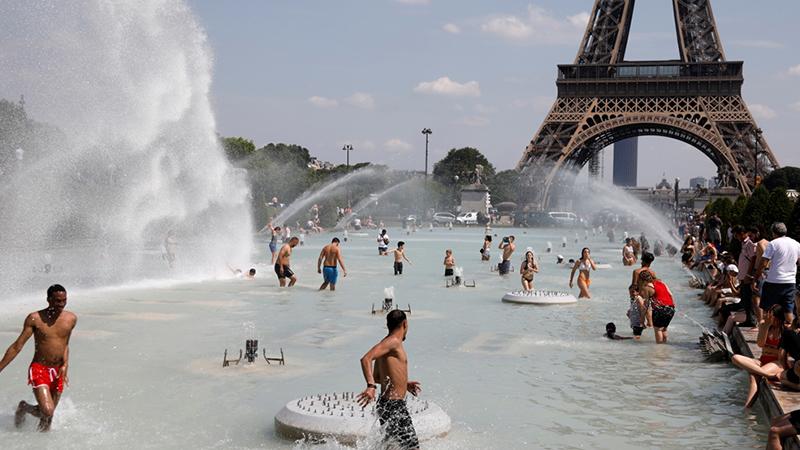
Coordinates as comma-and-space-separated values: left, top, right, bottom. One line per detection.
0, 227, 768, 449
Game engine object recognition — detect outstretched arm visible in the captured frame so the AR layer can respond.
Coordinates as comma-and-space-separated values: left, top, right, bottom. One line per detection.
0, 314, 34, 373
357, 338, 397, 406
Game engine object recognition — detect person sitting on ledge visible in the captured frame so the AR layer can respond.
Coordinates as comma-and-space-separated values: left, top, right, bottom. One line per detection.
766, 408, 800, 450
730, 305, 785, 408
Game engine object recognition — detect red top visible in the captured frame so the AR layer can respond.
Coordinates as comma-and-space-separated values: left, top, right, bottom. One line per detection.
653, 280, 675, 307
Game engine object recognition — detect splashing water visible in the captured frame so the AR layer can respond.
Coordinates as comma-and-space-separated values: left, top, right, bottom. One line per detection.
334, 177, 420, 230
575, 182, 681, 248
0, 0, 252, 294
271, 167, 380, 226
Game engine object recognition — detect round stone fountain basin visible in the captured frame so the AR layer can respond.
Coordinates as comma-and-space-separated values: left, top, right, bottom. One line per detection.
274, 392, 451, 444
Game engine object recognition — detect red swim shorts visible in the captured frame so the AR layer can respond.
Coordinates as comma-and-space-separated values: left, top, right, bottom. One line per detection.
28, 362, 63, 393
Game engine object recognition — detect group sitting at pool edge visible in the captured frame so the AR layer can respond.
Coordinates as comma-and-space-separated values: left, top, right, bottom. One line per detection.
682, 220, 800, 450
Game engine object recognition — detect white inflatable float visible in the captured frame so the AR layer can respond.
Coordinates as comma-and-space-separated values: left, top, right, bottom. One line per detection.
501, 290, 578, 305
275, 392, 451, 444
595, 263, 613, 269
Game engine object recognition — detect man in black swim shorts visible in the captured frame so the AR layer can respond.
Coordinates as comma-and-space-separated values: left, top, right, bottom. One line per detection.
275, 237, 299, 287
358, 310, 421, 450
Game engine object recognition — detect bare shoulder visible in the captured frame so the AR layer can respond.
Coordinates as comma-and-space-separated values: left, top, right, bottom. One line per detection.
63, 310, 78, 325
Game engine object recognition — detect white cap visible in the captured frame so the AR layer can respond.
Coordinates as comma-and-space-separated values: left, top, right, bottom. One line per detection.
726, 264, 739, 273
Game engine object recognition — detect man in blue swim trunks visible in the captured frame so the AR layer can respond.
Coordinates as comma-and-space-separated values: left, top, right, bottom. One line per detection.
317, 237, 347, 291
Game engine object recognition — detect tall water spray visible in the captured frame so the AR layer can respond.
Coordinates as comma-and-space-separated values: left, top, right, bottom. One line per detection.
0, 0, 252, 293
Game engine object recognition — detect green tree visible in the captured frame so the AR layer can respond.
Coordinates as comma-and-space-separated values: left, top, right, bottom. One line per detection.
488, 169, 521, 205
788, 200, 800, 240
763, 166, 800, 191
740, 185, 770, 227
432, 147, 495, 188
730, 195, 748, 226
765, 188, 794, 227
220, 136, 255, 162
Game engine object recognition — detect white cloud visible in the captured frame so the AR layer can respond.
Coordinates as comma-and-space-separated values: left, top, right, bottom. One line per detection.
308, 96, 338, 108
414, 76, 480, 97
750, 104, 777, 120
788, 64, 800, 76
395, 0, 429, 4
790, 101, 800, 112
345, 92, 375, 110
459, 116, 490, 127
481, 16, 532, 40
442, 23, 461, 34
384, 138, 413, 153
481, 5, 589, 44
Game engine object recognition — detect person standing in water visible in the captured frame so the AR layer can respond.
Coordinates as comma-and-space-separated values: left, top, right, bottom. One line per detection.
357, 310, 421, 450
267, 224, 281, 264
443, 249, 455, 277
630, 252, 656, 297
638, 271, 676, 344
386, 241, 411, 275
480, 235, 492, 261
569, 247, 596, 298
163, 229, 177, 269
0, 284, 77, 431
317, 237, 347, 291
275, 236, 299, 287
498, 236, 516, 275
377, 229, 390, 256
622, 238, 636, 266
520, 249, 539, 292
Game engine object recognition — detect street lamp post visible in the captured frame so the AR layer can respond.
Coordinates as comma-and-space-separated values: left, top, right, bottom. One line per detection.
421, 128, 432, 178
674, 177, 680, 226
752, 128, 763, 188
342, 144, 353, 169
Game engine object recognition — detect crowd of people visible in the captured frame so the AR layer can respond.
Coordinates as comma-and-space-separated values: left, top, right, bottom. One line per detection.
682, 215, 800, 449
7, 208, 800, 449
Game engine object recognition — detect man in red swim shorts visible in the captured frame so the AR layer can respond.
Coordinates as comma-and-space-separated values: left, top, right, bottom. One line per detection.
0, 284, 77, 431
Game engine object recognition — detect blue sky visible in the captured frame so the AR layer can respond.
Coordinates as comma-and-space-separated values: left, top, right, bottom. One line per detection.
191, 0, 799, 186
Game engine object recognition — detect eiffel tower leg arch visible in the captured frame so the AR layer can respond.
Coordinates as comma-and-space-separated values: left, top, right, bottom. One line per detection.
536, 114, 752, 209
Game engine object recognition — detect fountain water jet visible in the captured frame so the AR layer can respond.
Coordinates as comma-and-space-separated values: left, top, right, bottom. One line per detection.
0, 0, 252, 294
334, 177, 420, 230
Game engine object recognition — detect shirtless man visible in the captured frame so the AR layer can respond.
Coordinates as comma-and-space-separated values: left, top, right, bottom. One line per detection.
630, 252, 656, 297
386, 241, 411, 275
357, 310, 421, 450
0, 284, 77, 431
443, 249, 455, 277
275, 236, 299, 287
317, 237, 347, 291
498, 235, 516, 275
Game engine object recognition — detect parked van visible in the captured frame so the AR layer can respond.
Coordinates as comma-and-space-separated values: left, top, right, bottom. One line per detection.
456, 211, 478, 225
547, 211, 578, 226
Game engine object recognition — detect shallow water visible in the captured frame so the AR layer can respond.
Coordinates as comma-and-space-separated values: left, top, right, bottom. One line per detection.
0, 227, 768, 449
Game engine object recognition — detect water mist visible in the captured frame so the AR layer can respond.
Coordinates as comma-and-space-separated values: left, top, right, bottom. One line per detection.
0, 0, 252, 294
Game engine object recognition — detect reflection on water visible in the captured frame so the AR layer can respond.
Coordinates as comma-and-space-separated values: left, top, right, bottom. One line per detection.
0, 228, 767, 449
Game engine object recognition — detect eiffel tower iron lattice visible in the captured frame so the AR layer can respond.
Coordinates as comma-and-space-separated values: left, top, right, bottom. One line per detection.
517, 0, 778, 209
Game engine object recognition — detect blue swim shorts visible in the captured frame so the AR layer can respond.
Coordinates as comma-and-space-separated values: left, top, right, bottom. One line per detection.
323, 266, 338, 285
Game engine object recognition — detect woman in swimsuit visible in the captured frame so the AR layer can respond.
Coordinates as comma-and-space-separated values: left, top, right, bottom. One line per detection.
637, 271, 675, 343
520, 250, 539, 292
569, 247, 596, 299
731, 305, 786, 407
622, 238, 636, 266
480, 235, 492, 262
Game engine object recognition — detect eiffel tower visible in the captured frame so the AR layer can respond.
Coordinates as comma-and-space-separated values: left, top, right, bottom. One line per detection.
517, 0, 779, 209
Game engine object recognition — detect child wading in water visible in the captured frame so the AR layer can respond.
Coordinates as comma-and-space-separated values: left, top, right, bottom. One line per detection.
628, 286, 648, 340
385, 241, 411, 275
443, 249, 455, 277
